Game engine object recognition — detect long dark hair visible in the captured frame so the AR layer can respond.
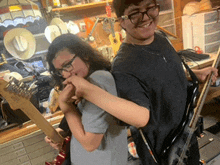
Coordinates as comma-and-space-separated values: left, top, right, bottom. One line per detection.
46, 33, 111, 88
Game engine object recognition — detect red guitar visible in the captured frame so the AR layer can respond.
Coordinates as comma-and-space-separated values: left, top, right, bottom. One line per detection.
0, 77, 70, 165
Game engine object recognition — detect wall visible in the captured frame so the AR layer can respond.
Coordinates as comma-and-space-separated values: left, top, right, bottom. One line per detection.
40, 0, 201, 51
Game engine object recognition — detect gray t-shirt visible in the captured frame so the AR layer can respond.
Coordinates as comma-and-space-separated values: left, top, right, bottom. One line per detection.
70, 70, 127, 165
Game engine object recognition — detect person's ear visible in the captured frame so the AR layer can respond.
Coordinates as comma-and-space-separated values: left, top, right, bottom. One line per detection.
118, 18, 126, 31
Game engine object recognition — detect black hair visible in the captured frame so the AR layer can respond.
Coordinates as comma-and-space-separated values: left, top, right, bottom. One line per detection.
46, 33, 111, 88
113, 0, 157, 18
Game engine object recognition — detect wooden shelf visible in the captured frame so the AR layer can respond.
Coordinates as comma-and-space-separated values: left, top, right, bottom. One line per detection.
52, 0, 112, 13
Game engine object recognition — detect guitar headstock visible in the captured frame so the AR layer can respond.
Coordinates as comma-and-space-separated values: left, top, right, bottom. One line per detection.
0, 77, 37, 110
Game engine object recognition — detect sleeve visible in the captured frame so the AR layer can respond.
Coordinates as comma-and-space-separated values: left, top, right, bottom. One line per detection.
81, 71, 116, 134
112, 71, 151, 110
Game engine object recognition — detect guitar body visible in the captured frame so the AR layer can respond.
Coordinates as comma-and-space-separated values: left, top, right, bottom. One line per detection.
109, 32, 121, 56
165, 114, 196, 165
161, 80, 199, 161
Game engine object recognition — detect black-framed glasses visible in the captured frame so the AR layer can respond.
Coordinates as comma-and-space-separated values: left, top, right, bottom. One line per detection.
121, 4, 160, 24
53, 55, 77, 77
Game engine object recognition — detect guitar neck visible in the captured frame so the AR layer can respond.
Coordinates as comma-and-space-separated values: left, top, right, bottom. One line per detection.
109, 18, 115, 38
20, 103, 64, 143
190, 47, 220, 129
0, 78, 64, 144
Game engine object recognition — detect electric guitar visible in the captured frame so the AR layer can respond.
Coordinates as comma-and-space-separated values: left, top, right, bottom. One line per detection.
161, 47, 220, 165
0, 77, 70, 165
106, 2, 121, 57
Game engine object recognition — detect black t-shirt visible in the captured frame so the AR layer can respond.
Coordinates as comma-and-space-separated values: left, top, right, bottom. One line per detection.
112, 32, 189, 164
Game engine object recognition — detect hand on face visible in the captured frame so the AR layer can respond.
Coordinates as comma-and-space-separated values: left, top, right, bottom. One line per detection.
63, 75, 91, 99
58, 83, 77, 113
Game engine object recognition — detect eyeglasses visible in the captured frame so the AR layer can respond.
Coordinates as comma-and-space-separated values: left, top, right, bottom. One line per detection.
53, 55, 77, 77
121, 4, 160, 25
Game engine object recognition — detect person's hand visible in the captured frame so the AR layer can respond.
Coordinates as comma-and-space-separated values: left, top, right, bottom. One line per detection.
58, 83, 76, 113
193, 67, 218, 84
44, 128, 64, 151
63, 75, 92, 99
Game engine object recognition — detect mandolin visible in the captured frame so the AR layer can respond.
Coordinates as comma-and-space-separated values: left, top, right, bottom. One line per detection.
0, 77, 70, 165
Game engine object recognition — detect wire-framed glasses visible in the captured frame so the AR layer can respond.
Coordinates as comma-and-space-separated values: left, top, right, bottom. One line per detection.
121, 4, 160, 24
53, 55, 77, 77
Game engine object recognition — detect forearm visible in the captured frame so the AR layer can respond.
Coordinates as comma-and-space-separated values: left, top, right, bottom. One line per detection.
63, 106, 102, 151
83, 84, 150, 128
64, 108, 85, 139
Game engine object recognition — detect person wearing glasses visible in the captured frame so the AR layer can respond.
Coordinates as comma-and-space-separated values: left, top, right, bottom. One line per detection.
110, 0, 218, 164
60, 0, 218, 165
44, 33, 128, 165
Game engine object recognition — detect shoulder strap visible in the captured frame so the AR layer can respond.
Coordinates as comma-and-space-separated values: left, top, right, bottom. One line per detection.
139, 129, 160, 164
181, 59, 199, 84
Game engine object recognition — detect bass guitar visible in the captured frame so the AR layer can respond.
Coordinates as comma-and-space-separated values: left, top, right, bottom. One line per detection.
161, 47, 220, 165
0, 77, 70, 165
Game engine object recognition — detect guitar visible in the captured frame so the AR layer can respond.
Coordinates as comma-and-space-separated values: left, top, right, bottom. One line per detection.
85, 17, 99, 48
0, 77, 70, 165
161, 47, 220, 165
106, 1, 121, 57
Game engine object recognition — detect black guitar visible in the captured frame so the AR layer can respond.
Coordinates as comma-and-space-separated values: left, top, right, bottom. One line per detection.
161, 47, 220, 165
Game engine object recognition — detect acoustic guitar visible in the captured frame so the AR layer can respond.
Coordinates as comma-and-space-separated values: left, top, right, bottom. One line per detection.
0, 77, 70, 165
106, 1, 121, 57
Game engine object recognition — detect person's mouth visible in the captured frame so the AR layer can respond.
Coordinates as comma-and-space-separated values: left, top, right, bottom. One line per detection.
137, 21, 152, 28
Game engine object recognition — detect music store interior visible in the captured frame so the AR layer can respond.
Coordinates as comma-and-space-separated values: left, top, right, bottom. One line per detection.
0, 0, 220, 164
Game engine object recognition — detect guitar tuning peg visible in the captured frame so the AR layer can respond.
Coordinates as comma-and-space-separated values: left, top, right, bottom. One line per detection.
5, 82, 14, 92
5, 82, 11, 89
23, 88, 37, 99
12, 85, 20, 94
30, 88, 38, 96
18, 81, 24, 87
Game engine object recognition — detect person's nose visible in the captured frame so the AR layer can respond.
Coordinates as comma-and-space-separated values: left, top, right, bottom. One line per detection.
142, 12, 151, 21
